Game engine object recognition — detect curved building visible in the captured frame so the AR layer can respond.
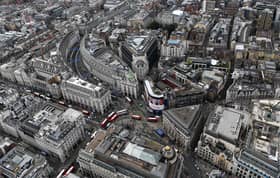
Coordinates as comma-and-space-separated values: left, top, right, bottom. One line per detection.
80, 34, 139, 98
58, 31, 80, 66
144, 80, 165, 115
120, 35, 159, 80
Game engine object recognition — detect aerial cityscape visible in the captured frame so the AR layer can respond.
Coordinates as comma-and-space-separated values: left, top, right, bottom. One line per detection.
0, 0, 280, 178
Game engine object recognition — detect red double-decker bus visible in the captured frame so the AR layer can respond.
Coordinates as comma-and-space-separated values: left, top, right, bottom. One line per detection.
147, 117, 159, 122
108, 113, 118, 122
101, 112, 117, 128
131, 115, 142, 120
101, 118, 109, 128
82, 110, 90, 116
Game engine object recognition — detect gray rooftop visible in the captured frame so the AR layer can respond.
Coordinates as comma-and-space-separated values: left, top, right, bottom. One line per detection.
163, 105, 201, 137
206, 106, 249, 144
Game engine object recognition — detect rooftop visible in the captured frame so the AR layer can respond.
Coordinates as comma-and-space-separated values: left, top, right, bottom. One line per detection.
80, 126, 182, 178
20, 104, 83, 146
125, 35, 156, 54
206, 106, 250, 145
163, 105, 201, 137
239, 100, 280, 177
0, 146, 48, 178
130, 10, 150, 21
66, 76, 104, 94
85, 35, 137, 83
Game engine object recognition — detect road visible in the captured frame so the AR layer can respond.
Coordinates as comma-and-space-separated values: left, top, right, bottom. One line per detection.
182, 153, 203, 178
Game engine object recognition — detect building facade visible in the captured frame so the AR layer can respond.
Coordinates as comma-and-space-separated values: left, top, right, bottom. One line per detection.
120, 35, 159, 80
80, 34, 139, 98
163, 105, 202, 151
61, 77, 111, 114
17, 104, 85, 162
196, 106, 250, 173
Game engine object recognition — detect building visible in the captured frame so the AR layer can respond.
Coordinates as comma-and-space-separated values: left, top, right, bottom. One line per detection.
0, 86, 19, 106
120, 35, 159, 80
233, 100, 280, 178
226, 69, 275, 103
78, 126, 183, 178
128, 10, 152, 29
16, 104, 85, 162
155, 77, 206, 108
144, 80, 166, 115
30, 54, 66, 98
166, 86, 206, 108
256, 8, 273, 31
208, 18, 231, 49
104, 0, 127, 11
196, 106, 250, 172
61, 77, 111, 114
202, 0, 216, 13
162, 105, 203, 151
156, 10, 185, 25
0, 145, 52, 178
161, 34, 186, 57
0, 137, 15, 158
0, 49, 66, 99
230, 17, 252, 50
0, 94, 43, 138
187, 15, 215, 56
80, 34, 139, 98
88, 0, 104, 9
0, 62, 18, 82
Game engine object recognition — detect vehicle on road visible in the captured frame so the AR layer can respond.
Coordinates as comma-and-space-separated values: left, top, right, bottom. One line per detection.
131, 114, 142, 120
101, 112, 117, 128
56, 169, 65, 178
33, 92, 40, 96
58, 101, 65, 105
64, 166, 74, 176
45, 96, 51, 101
147, 117, 159, 122
108, 113, 118, 122
125, 96, 132, 103
154, 128, 165, 137
101, 118, 109, 128
82, 110, 90, 116
116, 109, 128, 116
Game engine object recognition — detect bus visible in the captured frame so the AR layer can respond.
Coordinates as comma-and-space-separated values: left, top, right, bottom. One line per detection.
58, 101, 65, 105
56, 169, 65, 178
101, 118, 109, 128
45, 96, 51, 101
107, 111, 116, 119
147, 117, 159, 122
33, 92, 40, 96
82, 110, 90, 116
108, 113, 118, 122
25, 89, 32, 93
131, 115, 141, 120
64, 166, 74, 176
125, 96, 132, 103
116, 109, 128, 116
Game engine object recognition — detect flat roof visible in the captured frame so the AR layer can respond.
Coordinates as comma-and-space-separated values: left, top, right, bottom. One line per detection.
123, 143, 161, 166
67, 77, 103, 92
206, 106, 249, 143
